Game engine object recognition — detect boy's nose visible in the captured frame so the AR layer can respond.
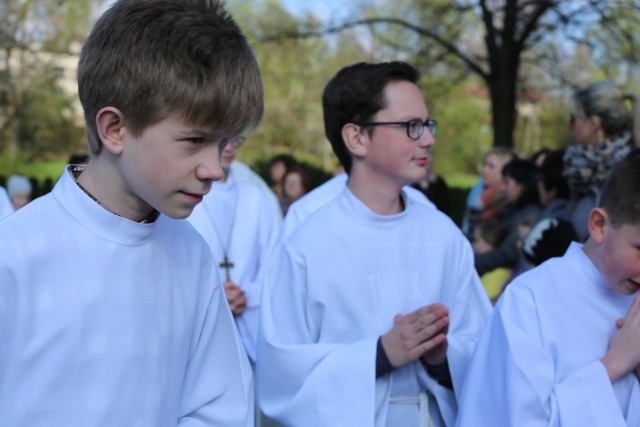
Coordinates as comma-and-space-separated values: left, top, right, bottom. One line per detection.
418, 128, 436, 148
196, 152, 224, 182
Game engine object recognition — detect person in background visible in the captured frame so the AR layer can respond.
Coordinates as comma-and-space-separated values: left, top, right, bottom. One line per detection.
563, 81, 639, 242
268, 154, 298, 198
464, 147, 516, 240
472, 219, 510, 304
279, 165, 308, 216
411, 153, 451, 217
7, 174, 32, 211
475, 158, 541, 277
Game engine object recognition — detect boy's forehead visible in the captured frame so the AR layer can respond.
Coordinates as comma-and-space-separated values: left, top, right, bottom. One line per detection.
380, 81, 427, 116
171, 114, 237, 139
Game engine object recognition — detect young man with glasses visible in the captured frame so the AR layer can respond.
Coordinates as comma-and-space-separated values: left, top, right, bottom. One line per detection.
256, 61, 491, 426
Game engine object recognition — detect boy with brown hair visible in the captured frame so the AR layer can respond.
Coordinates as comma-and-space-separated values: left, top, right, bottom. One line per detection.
257, 61, 490, 426
0, 1, 263, 425
457, 148, 640, 426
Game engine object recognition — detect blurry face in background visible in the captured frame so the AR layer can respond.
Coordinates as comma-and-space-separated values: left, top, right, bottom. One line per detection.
482, 154, 502, 187
270, 161, 287, 184
283, 171, 306, 201
472, 228, 494, 255
570, 102, 598, 145
11, 191, 31, 210
220, 137, 245, 172
503, 175, 523, 203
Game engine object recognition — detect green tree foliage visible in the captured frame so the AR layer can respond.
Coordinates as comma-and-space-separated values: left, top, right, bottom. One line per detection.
229, 0, 371, 172
259, 0, 640, 154
0, 0, 96, 164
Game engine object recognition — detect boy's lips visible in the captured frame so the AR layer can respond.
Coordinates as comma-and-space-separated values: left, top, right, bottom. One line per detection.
181, 191, 207, 203
623, 278, 640, 294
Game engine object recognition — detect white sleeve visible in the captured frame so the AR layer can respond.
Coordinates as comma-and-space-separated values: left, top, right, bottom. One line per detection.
256, 241, 379, 426
178, 263, 254, 426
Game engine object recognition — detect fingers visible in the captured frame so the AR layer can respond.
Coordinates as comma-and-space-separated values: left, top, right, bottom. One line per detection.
616, 318, 625, 329
417, 315, 449, 343
412, 333, 447, 361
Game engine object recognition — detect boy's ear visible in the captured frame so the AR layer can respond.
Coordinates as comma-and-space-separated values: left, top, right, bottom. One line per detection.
96, 107, 127, 155
587, 207, 608, 244
342, 123, 367, 158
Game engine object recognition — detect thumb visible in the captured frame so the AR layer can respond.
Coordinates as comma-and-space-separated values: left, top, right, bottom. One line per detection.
616, 318, 625, 330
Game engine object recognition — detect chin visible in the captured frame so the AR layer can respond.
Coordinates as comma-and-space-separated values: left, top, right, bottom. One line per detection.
162, 207, 195, 220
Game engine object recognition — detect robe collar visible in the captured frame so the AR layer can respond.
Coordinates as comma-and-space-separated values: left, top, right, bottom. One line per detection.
566, 241, 626, 299
52, 165, 157, 246
341, 186, 409, 228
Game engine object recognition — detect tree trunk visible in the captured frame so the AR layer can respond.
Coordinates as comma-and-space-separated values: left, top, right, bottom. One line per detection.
488, 64, 518, 148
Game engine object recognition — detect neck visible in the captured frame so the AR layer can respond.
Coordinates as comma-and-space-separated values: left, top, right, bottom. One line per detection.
76, 154, 154, 222
346, 168, 405, 215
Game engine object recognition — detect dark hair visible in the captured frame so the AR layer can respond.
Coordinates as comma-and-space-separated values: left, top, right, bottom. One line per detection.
598, 147, 640, 227
269, 154, 298, 170
78, 0, 263, 155
539, 149, 570, 200
502, 159, 540, 210
477, 219, 509, 247
530, 148, 552, 166
322, 61, 420, 173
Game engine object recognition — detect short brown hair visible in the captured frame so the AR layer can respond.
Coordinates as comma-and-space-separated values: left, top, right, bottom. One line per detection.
322, 62, 419, 174
78, 0, 263, 155
598, 147, 640, 227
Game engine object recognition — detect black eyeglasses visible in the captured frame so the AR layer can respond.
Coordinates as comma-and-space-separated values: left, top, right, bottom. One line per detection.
358, 118, 437, 140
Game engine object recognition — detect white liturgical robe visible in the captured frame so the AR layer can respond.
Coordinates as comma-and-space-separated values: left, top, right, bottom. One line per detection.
188, 172, 280, 362
0, 167, 254, 427
257, 186, 491, 427
456, 242, 640, 426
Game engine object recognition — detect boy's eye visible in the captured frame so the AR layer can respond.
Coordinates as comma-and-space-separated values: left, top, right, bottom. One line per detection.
186, 138, 205, 144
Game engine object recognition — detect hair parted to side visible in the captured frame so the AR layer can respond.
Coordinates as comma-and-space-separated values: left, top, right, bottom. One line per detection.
598, 148, 640, 228
573, 81, 640, 146
322, 61, 420, 174
78, 0, 264, 156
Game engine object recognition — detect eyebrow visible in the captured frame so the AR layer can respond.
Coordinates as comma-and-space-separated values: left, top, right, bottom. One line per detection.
177, 128, 224, 139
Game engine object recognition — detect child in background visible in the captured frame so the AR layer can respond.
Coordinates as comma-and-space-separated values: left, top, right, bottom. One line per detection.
464, 147, 515, 239
7, 174, 32, 211
472, 219, 511, 303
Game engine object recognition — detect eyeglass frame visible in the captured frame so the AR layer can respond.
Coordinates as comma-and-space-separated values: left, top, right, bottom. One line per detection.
227, 136, 246, 149
357, 118, 437, 140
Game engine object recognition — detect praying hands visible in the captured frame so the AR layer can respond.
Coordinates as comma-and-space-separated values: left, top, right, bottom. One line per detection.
603, 291, 640, 383
381, 303, 450, 369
